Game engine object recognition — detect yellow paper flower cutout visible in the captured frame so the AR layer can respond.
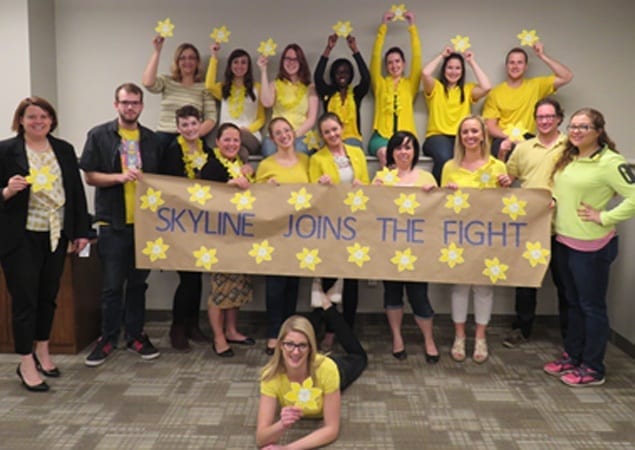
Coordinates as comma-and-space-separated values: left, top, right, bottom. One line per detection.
390, 4, 407, 21
391, 248, 417, 272
230, 190, 256, 211
25, 166, 57, 192
503, 122, 528, 142
193, 246, 218, 271
522, 241, 550, 267
139, 187, 165, 212
142, 238, 169, 262
155, 18, 175, 38
258, 38, 277, 56
303, 130, 320, 150
187, 183, 213, 206
445, 190, 470, 213
375, 167, 400, 186
451, 34, 471, 53
296, 248, 322, 271
517, 29, 539, 47
439, 242, 465, 268
332, 20, 353, 37
210, 25, 230, 43
249, 240, 275, 264
284, 378, 322, 411
288, 187, 312, 211
346, 243, 371, 268
344, 189, 369, 213
502, 194, 527, 220
483, 257, 509, 283
394, 193, 420, 215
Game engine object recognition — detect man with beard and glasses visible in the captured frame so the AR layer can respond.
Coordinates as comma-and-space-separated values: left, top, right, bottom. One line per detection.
80, 83, 163, 367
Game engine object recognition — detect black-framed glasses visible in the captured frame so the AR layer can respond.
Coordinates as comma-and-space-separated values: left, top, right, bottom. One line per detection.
118, 100, 142, 107
281, 341, 309, 352
566, 124, 594, 132
536, 114, 557, 121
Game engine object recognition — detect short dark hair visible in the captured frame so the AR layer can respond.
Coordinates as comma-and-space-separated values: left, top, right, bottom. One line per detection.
384, 46, 405, 66
11, 96, 58, 135
386, 130, 420, 169
505, 47, 528, 64
175, 105, 202, 124
114, 82, 144, 103
534, 97, 564, 121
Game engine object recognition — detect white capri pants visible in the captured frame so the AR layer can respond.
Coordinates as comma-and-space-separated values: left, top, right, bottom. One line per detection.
451, 284, 493, 325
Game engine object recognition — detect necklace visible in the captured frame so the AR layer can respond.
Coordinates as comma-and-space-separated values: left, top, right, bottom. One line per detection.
213, 148, 245, 179
227, 84, 246, 119
177, 135, 207, 179
327, 87, 356, 132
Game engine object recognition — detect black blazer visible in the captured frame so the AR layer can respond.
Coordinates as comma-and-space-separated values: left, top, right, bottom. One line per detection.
0, 134, 90, 256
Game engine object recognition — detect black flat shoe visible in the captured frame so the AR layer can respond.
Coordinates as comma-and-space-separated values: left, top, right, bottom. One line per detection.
392, 349, 407, 360
33, 353, 61, 377
265, 346, 275, 356
214, 346, 234, 358
16, 365, 49, 392
425, 352, 440, 364
227, 337, 256, 346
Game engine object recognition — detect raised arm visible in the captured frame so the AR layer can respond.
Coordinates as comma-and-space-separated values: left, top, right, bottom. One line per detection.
370, 12, 393, 92
405, 11, 422, 96
465, 51, 491, 101
349, 35, 370, 98
314, 34, 337, 100
422, 47, 451, 95
533, 42, 574, 89
142, 35, 164, 88
205, 43, 223, 100
257, 56, 275, 108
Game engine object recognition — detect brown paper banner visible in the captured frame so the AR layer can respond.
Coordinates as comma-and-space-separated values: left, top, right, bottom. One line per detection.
134, 174, 552, 287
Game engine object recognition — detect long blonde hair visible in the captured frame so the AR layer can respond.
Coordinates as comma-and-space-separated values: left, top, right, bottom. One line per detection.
261, 315, 321, 382
452, 115, 491, 165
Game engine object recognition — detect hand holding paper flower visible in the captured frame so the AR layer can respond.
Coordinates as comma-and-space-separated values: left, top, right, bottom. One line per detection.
390, 4, 407, 21
25, 166, 57, 192
517, 29, 539, 47
332, 21, 353, 37
155, 18, 175, 38
258, 38, 277, 57
451, 35, 471, 53
210, 25, 230, 43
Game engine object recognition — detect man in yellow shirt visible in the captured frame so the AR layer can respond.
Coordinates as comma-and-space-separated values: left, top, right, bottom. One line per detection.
483, 43, 573, 160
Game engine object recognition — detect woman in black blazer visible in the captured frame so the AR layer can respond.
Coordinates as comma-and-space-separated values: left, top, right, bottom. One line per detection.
0, 97, 90, 392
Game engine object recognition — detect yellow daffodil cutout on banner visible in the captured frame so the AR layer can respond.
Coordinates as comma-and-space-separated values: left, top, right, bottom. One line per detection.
210, 25, 230, 43
297, 248, 321, 271
258, 38, 277, 57
25, 166, 57, 192
483, 257, 509, 283
445, 190, 470, 213
332, 21, 353, 37
249, 240, 275, 264
288, 187, 312, 211
375, 167, 400, 186
230, 190, 256, 211
303, 130, 321, 150
193, 246, 218, 271
142, 238, 169, 262
284, 378, 322, 411
391, 248, 417, 272
390, 4, 407, 21
344, 189, 369, 213
347, 243, 371, 268
503, 122, 528, 142
476, 169, 496, 189
517, 29, 539, 47
187, 183, 213, 206
155, 18, 175, 38
502, 194, 527, 220
139, 187, 165, 212
394, 193, 420, 215
451, 35, 471, 53
522, 241, 550, 267
439, 242, 465, 268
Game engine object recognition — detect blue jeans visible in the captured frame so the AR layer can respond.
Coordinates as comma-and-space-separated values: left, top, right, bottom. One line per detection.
265, 275, 300, 338
98, 226, 150, 345
553, 237, 618, 376
383, 280, 434, 319
261, 136, 313, 157
421, 134, 455, 184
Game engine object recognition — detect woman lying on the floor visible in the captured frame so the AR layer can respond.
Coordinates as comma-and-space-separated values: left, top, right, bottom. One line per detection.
256, 293, 367, 449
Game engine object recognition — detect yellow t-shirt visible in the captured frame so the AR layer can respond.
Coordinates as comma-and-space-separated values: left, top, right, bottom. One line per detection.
425, 80, 475, 137
273, 79, 309, 132
118, 127, 141, 224
441, 156, 507, 188
260, 355, 340, 419
506, 133, 567, 190
255, 153, 310, 184
482, 76, 555, 134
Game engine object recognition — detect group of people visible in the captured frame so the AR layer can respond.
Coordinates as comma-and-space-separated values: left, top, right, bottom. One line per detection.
1, 7, 634, 449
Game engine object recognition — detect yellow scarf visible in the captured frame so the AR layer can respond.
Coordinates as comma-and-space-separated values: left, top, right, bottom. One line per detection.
177, 135, 208, 179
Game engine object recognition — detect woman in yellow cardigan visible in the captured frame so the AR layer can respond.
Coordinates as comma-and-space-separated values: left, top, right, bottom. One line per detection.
369, 9, 421, 168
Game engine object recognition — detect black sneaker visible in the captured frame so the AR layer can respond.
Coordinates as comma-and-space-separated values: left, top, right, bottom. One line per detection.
127, 332, 160, 360
85, 337, 114, 367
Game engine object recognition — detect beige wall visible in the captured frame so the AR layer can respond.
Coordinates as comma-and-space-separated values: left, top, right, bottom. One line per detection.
2, 0, 634, 343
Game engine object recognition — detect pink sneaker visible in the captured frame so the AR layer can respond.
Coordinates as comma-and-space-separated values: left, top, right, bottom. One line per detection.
543, 353, 577, 377
560, 366, 605, 387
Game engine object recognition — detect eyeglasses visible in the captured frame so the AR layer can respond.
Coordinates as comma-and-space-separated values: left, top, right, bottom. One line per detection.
283, 56, 299, 63
178, 55, 198, 61
281, 341, 309, 352
536, 114, 557, 121
273, 127, 293, 137
566, 124, 594, 132
118, 100, 142, 107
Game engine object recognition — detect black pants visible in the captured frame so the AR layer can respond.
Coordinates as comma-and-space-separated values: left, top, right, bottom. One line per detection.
312, 277, 358, 335
1, 232, 67, 354
321, 306, 367, 391
172, 271, 202, 325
